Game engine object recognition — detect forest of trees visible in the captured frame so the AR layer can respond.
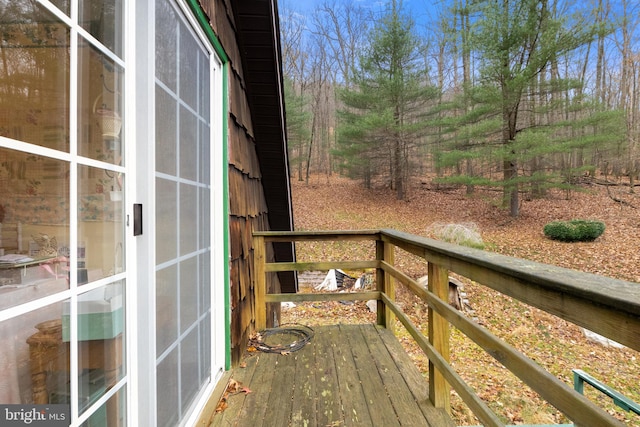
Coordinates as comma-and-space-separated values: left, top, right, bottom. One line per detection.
280, 0, 639, 216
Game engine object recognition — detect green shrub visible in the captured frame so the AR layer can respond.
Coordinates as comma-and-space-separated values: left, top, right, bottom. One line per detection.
543, 219, 605, 242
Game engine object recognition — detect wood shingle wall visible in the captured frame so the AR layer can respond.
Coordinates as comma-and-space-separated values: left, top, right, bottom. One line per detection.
199, 0, 283, 365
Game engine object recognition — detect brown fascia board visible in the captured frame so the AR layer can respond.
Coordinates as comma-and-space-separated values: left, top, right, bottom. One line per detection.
232, 0, 297, 292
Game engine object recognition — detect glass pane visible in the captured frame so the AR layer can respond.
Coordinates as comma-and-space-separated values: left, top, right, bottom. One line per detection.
156, 0, 178, 91
179, 21, 198, 110
199, 187, 210, 250
179, 256, 197, 333
199, 50, 210, 117
156, 347, 179, 427
81, 388, 126, 427
78, 37, 124, 163
179, 106, 198, 181
78, 165, 125, 283
0, 302, 68, 405
0, 1, 70, 151
156, 178, 177, 264
179, 183, 198, 255
156, 265, 178, 357
75, 282, 125, 419
180, 329, 199, 408
50, 0, 70, 16
199, 312, 211, 383
199, 121, 211, 186
200, 253, 211, 316
0, 149, 69, 309
79, 0, 124, 58
155, 86, 177, 175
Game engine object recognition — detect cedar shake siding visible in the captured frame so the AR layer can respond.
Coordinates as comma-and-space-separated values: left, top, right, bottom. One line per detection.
197, 0, 296, 365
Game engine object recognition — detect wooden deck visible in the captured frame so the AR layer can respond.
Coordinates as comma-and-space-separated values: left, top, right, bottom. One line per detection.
209, 324, 455, 427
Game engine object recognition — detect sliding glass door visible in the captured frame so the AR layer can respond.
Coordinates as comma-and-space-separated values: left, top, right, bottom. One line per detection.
145, 0, 226, 425
0, 0, 226, 425
154, 0, 219, 425
0, 0, 127, 425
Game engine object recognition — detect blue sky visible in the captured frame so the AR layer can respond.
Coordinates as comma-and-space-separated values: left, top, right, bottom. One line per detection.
279, 0, 442, 31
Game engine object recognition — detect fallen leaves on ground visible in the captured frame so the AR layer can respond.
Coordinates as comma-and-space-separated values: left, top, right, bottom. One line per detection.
214, 379, 252, 414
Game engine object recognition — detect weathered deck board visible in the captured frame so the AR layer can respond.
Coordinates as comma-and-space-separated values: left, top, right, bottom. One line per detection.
313, 325, 343, 426
264, 343, 297, 426
346, 325, 402, 427
359, 324, 434, 427
377, 326, 458, 426
290, 333, 318, 425
331, 325, 374, 426
209, 324, 455, 427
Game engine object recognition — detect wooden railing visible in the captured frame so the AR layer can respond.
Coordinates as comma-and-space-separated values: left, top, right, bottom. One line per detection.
253, 229, 640, 427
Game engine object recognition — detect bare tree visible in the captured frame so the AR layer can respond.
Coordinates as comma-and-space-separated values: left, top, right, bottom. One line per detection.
310, 0, 371, 87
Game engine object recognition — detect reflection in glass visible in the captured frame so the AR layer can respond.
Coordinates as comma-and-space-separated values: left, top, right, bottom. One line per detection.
179, 22, 199, 110
78, 36, 124, 163
81, 388, 126, 427
0, 302, 68, 405
78, 165, 125, 283
0, 1, 70, 151
0, 148, 70, 310
75, 282, 125, 422
50, 0, 71, 16
79, 0, 124, 58
156, 0, 178, 91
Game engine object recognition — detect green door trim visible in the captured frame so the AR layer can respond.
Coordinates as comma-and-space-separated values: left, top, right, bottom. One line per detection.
185, 0, 231, 370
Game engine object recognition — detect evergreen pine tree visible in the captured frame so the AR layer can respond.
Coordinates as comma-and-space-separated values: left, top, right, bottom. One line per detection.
335, 0, 438, 200
436, 0, 623, 216
284, 78, 311, 181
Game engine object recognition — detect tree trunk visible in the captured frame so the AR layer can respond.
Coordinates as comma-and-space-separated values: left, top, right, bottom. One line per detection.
462, 0, 474, 195
503, 101, 519, 216
394, 137, 404, 200
503, 158, 519, 217
305, 109, 316, 184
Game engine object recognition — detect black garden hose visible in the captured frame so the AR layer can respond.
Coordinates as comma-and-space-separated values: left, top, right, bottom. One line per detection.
249, 324, 314, 354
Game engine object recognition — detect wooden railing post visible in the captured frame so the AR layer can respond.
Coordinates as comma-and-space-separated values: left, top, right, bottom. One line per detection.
428, 261, 450, 412
376, 240, 396, 331
254, 234, 267, 331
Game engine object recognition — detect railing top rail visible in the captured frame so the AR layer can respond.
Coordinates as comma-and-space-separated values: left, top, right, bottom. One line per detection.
378, 228, 640, 319
253, 229, 381, 241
